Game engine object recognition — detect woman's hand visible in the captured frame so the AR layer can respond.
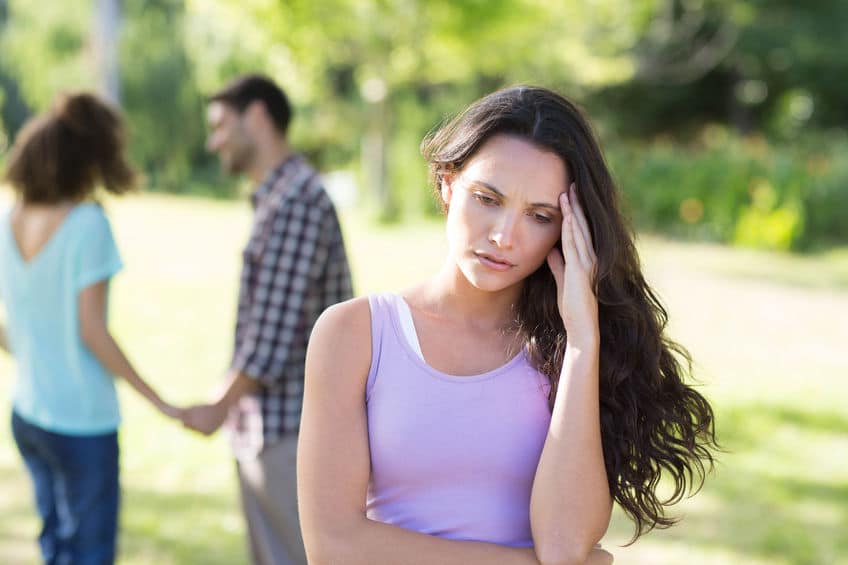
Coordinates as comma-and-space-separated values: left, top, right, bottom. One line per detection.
546, 182, 599, 347
586, 546, 614, 564
156, 399, 186, 422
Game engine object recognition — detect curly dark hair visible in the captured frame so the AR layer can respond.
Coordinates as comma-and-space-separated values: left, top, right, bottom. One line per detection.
4, 92, 136, 204
421, 85, 718, 542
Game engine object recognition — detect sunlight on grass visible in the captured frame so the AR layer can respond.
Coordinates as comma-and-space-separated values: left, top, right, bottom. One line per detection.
1, 193, 846, 564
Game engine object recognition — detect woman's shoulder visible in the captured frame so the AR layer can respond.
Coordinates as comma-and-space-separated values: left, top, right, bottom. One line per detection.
307, 296, 374, 387
311, 296, 373, 354
318, 295, 372, 328
68, 201, 111, 234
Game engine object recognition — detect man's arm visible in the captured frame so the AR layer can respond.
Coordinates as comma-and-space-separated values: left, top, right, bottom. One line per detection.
184, 187, 337, 435
231, 197, 333, 388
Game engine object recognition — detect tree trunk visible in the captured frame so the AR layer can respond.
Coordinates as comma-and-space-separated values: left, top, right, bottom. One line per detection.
93, 0, 121, 105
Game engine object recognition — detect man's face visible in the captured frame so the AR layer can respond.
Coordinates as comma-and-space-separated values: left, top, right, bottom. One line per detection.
206, 101, 255, 176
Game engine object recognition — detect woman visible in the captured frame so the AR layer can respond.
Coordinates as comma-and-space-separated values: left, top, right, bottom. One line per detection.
297, 86, 717, 564
0, 92, 181, 564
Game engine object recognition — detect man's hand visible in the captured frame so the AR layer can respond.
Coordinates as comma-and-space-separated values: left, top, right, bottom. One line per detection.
182, 403, 228, 436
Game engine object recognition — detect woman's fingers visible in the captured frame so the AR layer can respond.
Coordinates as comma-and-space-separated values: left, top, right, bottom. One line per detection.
546, 247, 564, 294
569, 183, 597, 263
563, 187, 591, 267
559, 193, 579, 263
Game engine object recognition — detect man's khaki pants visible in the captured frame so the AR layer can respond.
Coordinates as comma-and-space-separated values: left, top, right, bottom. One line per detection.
236, 435, 307, 565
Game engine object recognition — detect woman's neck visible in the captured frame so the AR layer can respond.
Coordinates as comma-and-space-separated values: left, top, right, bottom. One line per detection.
415, 261, 522, 333
18, 198, 77, 212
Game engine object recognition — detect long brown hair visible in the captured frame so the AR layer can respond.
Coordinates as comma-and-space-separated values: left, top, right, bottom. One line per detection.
422, 85, 718, 541
4, 92, 136, 204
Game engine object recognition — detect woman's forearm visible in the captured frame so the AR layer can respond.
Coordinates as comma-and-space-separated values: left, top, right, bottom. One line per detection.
530, 342, 612, 564
310, 517, 613, 565
78, 281, 173, 414
82, 324, 166, 411
309, 516, 541, 565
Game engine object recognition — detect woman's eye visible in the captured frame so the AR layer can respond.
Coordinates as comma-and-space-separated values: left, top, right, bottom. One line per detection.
473, 192, 497, 205
532, 212, 552, 224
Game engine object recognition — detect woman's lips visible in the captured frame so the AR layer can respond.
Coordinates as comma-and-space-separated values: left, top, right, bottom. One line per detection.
475, 252, 514, 271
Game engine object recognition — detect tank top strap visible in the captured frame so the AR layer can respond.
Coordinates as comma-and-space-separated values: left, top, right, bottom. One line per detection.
366, 293, 399, 400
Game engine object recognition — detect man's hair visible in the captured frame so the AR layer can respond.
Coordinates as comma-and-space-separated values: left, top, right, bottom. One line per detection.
208, 74, 292, 134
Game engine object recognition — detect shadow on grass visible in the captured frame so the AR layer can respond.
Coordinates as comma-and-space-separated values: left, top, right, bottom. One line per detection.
0, 461, 39, 564
0, 465, 247, 564
691, 474, 846, 564
119, 486, 246, 564
711, 262, 848, 291
608, 401, 847, 565
647, 239, 848, 292
718, 402, 848, 451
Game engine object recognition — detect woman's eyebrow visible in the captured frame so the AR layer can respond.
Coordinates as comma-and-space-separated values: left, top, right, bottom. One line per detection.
467, 179, 503, 195
532, 202, 561, 213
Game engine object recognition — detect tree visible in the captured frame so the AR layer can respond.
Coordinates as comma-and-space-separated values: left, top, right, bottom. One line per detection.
186, 0, 654, 217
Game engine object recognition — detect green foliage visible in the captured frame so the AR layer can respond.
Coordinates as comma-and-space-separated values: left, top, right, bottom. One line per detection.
0, 0, 95, 109
803, 146, 848, 247
0, 85, 6, 151
188, 0, 654, 220
1, 0, 845, 248
734, 201, 803, 251
120, 0, 211, 192
594, 0, 848, 138
610, 130, 848, 250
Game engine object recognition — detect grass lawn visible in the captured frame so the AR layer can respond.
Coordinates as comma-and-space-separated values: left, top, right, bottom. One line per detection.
1, 192, 846, 564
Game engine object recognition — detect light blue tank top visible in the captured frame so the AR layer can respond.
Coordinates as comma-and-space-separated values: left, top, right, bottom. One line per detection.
0, 203, 122, 435
365, 293, 552, 547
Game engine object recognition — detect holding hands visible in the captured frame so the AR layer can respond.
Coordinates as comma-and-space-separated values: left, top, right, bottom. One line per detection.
169, 370, 256, 436
153, 398, 228, 436
154, 398, 186, 421
180, 402, 228, 436
546, 182, 600, 347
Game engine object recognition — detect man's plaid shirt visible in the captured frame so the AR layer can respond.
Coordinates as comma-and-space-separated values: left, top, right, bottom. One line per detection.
227, 154, 353, 459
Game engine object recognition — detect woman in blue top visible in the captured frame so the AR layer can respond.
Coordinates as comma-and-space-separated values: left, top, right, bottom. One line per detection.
0, 93, 181, 564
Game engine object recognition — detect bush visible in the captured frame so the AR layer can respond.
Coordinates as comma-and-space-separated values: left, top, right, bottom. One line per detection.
608, 130, 848, 251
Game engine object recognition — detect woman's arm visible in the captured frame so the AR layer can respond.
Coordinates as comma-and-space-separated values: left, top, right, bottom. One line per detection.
78, 280, 180, 419
299, 297, 551, 565
531, 186, 613, 565
530, 344, 612, 565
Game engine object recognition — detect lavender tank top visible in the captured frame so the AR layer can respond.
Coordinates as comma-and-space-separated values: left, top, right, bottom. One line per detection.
365, 293, 553, 547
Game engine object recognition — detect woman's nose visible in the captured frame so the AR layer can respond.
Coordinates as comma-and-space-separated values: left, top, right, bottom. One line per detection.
489, 213, 518, 249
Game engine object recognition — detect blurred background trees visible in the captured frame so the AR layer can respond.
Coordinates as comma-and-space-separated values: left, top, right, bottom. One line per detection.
0, 0, 846, 249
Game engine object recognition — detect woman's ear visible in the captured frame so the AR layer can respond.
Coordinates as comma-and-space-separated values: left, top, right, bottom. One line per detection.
440, 173, 454, 206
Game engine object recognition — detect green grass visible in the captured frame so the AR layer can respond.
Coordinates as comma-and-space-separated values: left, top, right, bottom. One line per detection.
1, 193, 846, 564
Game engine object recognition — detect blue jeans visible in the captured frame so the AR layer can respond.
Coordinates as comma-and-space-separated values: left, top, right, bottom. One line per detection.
11, 411, 120, 565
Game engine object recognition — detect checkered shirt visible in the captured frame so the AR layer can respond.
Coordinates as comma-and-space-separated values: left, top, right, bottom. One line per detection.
227, 154, 353, 459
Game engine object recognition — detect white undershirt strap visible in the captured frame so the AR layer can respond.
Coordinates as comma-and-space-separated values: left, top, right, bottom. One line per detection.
392, 293, 424, 359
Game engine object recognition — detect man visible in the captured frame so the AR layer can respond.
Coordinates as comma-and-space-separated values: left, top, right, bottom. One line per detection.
183, 74, 353, 565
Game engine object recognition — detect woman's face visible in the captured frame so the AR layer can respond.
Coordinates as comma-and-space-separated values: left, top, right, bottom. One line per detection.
442, 133, 567, 293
